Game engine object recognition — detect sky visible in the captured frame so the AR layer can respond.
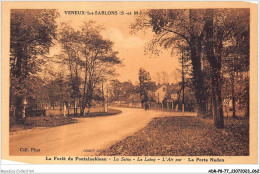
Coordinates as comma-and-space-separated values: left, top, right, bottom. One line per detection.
48, 9, 181, 84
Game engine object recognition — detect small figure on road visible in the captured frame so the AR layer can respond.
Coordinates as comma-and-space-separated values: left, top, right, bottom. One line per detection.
145, 103, 149, 111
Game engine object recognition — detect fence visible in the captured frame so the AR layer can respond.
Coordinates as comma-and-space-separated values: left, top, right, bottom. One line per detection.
111, 102, 195, 112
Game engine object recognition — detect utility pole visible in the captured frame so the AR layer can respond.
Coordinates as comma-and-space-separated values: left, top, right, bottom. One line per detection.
182, 49, 185, 114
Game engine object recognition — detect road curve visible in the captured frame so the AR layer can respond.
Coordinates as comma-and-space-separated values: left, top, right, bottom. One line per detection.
9, 107, 196, 156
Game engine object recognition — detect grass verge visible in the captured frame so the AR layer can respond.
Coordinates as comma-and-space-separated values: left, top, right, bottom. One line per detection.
72, 108, 122, 118
10, 108, 121, 133
10, 116, 77, 133
100, 116, 249, 156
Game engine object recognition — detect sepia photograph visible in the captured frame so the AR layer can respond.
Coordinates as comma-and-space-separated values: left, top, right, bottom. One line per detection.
1, 1, 258, 170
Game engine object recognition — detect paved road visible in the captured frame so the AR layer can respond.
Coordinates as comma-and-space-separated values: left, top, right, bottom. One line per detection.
9, 107, 196, 156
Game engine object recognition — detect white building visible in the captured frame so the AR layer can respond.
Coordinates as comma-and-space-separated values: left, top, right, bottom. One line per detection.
154, 84, 167, 103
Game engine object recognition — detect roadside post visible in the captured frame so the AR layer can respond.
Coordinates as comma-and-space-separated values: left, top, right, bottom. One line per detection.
22, 97, 27, 118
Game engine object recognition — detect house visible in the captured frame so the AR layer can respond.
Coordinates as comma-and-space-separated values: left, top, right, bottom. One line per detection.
154, 83, 180, 110
154, 83, 179, 102
154, 84, 167, 103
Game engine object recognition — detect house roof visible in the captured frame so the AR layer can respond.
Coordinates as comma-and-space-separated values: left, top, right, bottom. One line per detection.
154, 84, 166, 92
154, 83, 179, 92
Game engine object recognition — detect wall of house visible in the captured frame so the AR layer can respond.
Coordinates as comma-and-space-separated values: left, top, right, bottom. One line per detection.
155, 85, 167, 103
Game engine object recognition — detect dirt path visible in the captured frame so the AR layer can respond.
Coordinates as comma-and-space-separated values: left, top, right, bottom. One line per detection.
9, 107, 196, 156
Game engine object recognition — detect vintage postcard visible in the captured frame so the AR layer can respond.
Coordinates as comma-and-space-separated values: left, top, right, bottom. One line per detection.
1, 1, 259, 172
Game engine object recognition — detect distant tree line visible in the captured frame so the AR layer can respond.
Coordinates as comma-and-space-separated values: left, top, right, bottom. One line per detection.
108, 68, 158, 105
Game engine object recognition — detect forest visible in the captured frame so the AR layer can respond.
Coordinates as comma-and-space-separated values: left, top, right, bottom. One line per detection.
10, 9, 249, 129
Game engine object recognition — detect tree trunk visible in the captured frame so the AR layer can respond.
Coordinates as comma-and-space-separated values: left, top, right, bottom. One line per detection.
209, 96, 213, 118
245, 79, 249, 118
87, 103, 91, 114
74, 99, 76, 116
80, 108, 85, 116
75, 100, 78, 116
73, 98, 76, 116
67, 103, 70, 116
14, 47, 23, 121
188, 9, 207, 118
231, 77, 236, 118
80, 100, 86, 116
15, 96, 23, 121
102, 80, 105, 112
12, 106, 16, 123
189, 38, 207, 118
86, 91, 93, 114
204, 9, 224, 128
230, 70, 236, 118
245, 101, 249, 118
212, 68, 224, 128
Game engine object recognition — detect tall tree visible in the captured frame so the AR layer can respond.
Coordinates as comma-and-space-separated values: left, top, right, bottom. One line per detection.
138, 68, 152, 104
221, 9, 249, 118
132, 9, 207, 117
204, 9, 249, 127
59, 23, 82, 116
10, 9, 59, 120
80, 22, 122, 115
46, 73, 72, 112
204, 9, 224, 128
